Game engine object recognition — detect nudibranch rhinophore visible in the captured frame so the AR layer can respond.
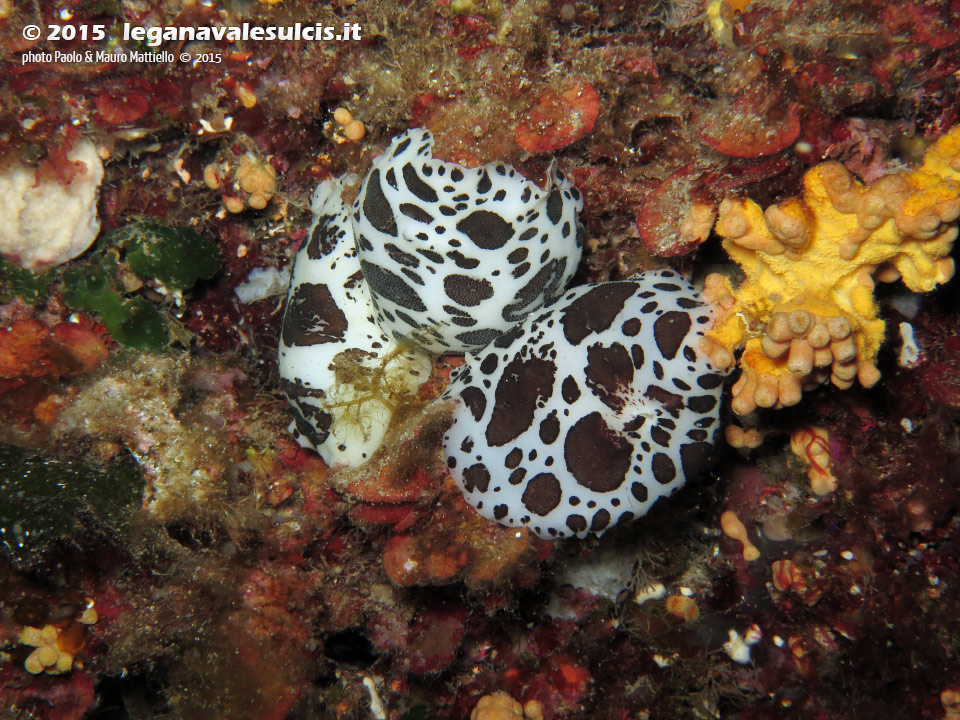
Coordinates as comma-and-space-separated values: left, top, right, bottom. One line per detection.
279, 177, 432, 468
442, 270, 729, 539
352, 129, 584, 354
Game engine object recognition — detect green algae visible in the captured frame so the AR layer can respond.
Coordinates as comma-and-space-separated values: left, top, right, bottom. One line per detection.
62, 260, 168, 351
400, 705, 429, 720
0, 259, 56, 303
0, 442, 143, 566
110, 219, 221, 291
61, 220, 221, 351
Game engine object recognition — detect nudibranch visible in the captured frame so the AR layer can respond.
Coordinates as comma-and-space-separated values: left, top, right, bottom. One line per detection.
281, 132, 728, 536
352, 129, 584, 354
280, 129, 584, 466
442, 270, 729, 539
279, 177, 432, 467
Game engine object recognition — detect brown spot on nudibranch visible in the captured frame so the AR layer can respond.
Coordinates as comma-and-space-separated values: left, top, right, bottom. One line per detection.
401, 163, 439, 203
560, 283, 638, 345
654, 310, 692, 359
561, 376, 581, 403
399, 203, 434, 224
546, 189, 564, 224
539, 411, 561, 444
687, 394, 719, 413
565, 412, 632, 492
363, 169, 398, 236
584, 342, 634, 412
630, 482, 648, 502
509, 468, 526, 485
359, 260, 427, 312
460, 386, 487, 421
443, 274, 495, 307
522, 472, 562, 515
501, 259, 567, 323
621, 317, 642, 336
486, 357, 556, 447
566, 514, 587, 533
462, 463, 491, 493
652, 453, 677, 484
306, 214, 341, 258
281, 282, 349, 346
590, 509, 611, 532
456, 210, 514, 250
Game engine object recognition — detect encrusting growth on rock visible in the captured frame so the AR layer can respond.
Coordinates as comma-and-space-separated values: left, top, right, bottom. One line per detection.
0, 140, 104, 271
204, 149, 279, 214
470, 693, 543, 720
700, 127, 960, 415
18, 604, 97, 675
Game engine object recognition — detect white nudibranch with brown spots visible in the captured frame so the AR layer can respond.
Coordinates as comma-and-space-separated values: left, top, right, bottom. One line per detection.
352, 129, 584, 354
280, 130, 728, 531
279, 177, 432, 467
280, 129, 584, 467
442, 270, 730, 539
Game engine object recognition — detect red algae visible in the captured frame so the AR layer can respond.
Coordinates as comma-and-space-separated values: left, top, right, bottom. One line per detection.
699, 100, 801, 159
514, 81, 600, 154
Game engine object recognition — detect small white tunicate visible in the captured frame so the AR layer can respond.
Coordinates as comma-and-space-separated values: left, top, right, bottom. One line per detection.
898, 321, 920, 367
653, 653, 676, 668
362, 677, 386, 720
634, 582, 666, 605
724, 625, 762, 664
234, 266, 292, 304
723, 629, 752, 664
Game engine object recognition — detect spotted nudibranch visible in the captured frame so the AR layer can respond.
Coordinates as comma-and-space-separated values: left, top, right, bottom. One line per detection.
279, 177, 432, 467
442, 270, 730, 539
352, 129, 584, 354
279, 129, 584, 466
